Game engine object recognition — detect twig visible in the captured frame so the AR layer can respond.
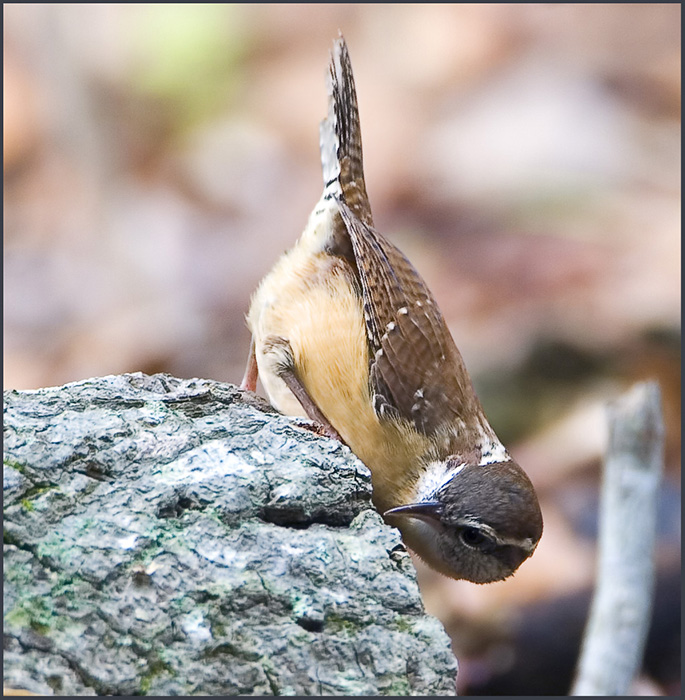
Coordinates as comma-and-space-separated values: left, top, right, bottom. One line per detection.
571, 381, 664, 696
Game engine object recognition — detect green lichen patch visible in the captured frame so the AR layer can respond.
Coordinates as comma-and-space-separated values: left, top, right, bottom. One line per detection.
3, 374, 457, 695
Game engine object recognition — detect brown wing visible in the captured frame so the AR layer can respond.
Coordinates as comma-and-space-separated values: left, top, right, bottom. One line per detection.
322, 37, 481, 436
338, 202, 480, 436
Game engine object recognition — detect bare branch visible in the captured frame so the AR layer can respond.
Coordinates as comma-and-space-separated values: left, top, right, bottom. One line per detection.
571, 381, 664, 696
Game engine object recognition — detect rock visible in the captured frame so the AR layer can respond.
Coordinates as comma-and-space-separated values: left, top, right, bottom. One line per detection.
3, 373, 458, 696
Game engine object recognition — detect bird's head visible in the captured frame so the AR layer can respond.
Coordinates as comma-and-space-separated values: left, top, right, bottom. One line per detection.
384, 459, 543, 583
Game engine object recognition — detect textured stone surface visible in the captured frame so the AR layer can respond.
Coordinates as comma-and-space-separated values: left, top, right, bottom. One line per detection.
3, 373, 458, 696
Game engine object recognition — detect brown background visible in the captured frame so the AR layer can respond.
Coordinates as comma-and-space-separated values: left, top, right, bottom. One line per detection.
4, 4, 680, 695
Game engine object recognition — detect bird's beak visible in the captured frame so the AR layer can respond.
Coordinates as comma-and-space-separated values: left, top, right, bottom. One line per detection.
383, 501, 443, 526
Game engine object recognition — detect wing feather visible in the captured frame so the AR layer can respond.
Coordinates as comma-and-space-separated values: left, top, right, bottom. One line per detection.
338, 202, 480, 436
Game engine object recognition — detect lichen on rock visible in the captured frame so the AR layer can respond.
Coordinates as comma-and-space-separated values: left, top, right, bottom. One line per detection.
4, 373, 458, 695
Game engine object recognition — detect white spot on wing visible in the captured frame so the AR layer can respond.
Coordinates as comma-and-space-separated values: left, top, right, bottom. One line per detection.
398, 307, 408, 315
386, 322, 396, 332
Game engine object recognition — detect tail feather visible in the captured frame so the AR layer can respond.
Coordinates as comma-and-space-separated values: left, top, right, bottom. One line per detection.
319, 35, 372, 225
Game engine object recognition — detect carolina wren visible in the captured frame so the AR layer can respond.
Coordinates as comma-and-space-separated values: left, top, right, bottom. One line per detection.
242, 36, 542, 583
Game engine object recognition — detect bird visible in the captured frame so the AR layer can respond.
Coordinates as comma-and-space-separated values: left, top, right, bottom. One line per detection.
241, 35, 543, 583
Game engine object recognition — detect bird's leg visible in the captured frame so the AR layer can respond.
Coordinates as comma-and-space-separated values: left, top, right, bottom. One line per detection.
279, 368, 344, 443
263, 335, 343, 443
240, 337, 259, 392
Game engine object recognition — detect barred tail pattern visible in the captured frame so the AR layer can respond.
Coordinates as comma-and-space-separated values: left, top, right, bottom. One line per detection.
319, 35, 372, 226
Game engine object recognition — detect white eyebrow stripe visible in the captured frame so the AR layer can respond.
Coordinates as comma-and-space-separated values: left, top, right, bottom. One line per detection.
456, 519, 537, 551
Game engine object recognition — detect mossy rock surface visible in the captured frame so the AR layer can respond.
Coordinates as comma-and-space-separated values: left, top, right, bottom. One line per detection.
3, 373, 457, 696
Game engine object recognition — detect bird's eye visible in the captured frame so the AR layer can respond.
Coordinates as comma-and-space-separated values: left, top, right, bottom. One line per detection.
460, 526, 487, 547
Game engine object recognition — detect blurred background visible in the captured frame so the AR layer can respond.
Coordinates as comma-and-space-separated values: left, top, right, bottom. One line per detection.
4, 4, 680, 695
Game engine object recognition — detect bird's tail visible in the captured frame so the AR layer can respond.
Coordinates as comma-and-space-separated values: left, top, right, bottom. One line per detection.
320, 35, 372, 226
